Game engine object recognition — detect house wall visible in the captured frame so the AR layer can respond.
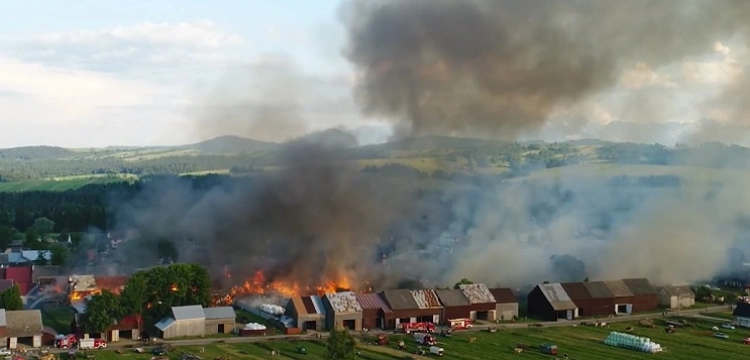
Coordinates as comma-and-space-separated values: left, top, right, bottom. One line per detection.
736, 316, 750, 328
612, 296, 637, 314
162, 319, 205, 339
205, 319, 235, 335
295, 314, 325, 331
527, 286, 556, 321
7, 335, 41, 349
442, 305, 475, 322
495, 303, 519, 321
326, 312, 362, 331
573, 299, 614, 317
657, 290, 692, 309
361, 309, 383, 330
632, 294, 659, 312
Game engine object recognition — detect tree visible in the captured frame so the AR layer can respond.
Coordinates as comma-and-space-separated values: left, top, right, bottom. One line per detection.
138, 263, 212, 319
0, 226, 15, 251
50, 244, 69, 266
24, 227, 39, 248
325, 327, 356, 360
454, 278, 474, 289
0, 285, 24, 311
34, 250, 50, 265
32, 217, 55, 238
84, 290, 124, 339
120, 272, 148, 316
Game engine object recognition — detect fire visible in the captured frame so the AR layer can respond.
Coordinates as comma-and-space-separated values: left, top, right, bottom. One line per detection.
170, 284, 178, 292
69, 288, 102, 302
216, 270, 353, 304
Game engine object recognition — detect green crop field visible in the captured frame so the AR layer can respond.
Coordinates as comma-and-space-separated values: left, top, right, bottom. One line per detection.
68, 317, 750, 360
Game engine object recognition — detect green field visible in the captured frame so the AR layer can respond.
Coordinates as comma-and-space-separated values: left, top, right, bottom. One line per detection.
0, 178, 131, 192
70, 317, 750, 360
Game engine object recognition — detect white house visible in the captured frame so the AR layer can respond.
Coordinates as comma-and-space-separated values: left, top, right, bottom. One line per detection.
657, 285, 695, 309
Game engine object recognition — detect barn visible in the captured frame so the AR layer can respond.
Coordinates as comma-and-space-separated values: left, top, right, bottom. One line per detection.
435, 289, 472, 322
527, 283, 578, 321
380, 290, 437, 329
203, 307, 236, 335
286, 295, 326, 331
355, 293, 392, 330
563, 281, 614, 317
604, 280, 636, 315
155, 305, 206, 339
322, 291, 363, 331
410, 289, 443, 324
622, 278, 659, 312
657, 285, 695, 309
5, 310, 43, 348
488, 288, 519, 321
458, 284, 497, 321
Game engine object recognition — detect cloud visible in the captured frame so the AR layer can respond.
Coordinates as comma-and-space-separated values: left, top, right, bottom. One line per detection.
619, 63, 677, 89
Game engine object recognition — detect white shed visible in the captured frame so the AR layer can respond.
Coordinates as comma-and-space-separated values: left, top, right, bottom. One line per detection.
657, 285, 695, 309
155, 305, 206, 339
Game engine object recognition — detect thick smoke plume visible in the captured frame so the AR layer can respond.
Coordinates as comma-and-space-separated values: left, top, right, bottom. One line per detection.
341, 0, 750, 139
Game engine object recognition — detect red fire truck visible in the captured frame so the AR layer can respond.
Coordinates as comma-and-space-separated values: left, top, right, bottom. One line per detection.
447, 318, 474, 330
402, 322, 436, 334
55, 334, 78, 349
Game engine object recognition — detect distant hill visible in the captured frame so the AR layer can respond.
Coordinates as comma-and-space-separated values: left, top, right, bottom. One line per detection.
287, 128, 359, 149
0, 146, 76, 160
181, 135, 280, 153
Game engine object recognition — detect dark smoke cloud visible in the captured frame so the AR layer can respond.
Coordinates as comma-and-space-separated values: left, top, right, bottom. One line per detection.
340, 0, 750, 139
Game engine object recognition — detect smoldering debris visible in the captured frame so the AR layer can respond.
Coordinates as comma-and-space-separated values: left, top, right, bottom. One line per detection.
340, 0, 750, 139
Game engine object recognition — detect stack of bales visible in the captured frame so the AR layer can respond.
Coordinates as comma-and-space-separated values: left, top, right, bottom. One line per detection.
604, 332, 662, 353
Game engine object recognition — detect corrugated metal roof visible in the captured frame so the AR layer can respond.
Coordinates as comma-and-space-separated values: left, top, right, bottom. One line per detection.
5, 310, 42, 338
324, 291, 362, 313
623, 278, 656, 295
659, 285, 695, 297
381, 290, 419, 311
172, 305, 205, 320
435, 289, 470, 307
561, 282, 593, 300
603, 280, 634, 298
291, 297, 308, 316
583, 281, 614, 299
411, 289, 442, 309
459, 284, 496, 304
488, 288, 517, 304
155, 317, 175, 331
538, 283, 577, 311
355, 293, 393, 313
203, 306, 236, 320
300, 295, 325, 315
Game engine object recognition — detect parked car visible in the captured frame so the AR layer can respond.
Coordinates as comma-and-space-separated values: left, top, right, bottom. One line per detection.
0, 348, 11, 356
715, 332, 729, 339
722, 324, 736, 330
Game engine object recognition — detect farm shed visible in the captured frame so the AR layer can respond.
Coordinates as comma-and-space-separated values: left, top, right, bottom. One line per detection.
286, 295, 326, 331
322, 291, 363, 331
458, 283, 497, 321
380, 290, 435, 329
488, 288, 519, 321
657, 285, 695, 309
603, 280, 636, 315
527, 283, 578, 321
355, 293, 392, 330
733, 302, 750, 328
155, 305, 206, 339
562, 282, 612, 317
411, 289, 443, 324
5, 310, 43, 349
435, 289, 472, 322
622, 278, 658, 312
203, 307, 236, 335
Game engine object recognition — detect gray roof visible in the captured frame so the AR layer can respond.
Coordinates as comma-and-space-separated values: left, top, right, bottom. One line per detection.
154, 317, 175, 331
203, 306, 236, 320
659, 285, 695, 297
435, 289, 470, 307
0, 309, 6, 327
622, 278, 656, 295
172, 305, 206, 321
0, 254, 8, 265
381, 290, 420, 311
32, 266, 60, 282
459, 284, 496, 304
5, 310, 43, 338
538, 283, 577, 311
604, 280, 634, 298
583, 281, 614, 299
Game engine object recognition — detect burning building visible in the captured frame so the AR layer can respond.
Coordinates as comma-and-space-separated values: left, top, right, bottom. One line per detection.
67, 275, 129, 303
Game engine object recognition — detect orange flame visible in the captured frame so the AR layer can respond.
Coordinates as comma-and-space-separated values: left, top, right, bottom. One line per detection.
170, 284, 178, 292
69, 288, 102, 302
216, 271, 353, 304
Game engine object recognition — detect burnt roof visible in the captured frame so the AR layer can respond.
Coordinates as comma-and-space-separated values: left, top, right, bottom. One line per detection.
583, 281, 615, 299
488, 288, 517, 304
381, 290, 419, 311
301, 296, 317, 314
604, 280, 634, 298
435, 289, 470, 307
560, 282, 593, 300
622, 278, 656, 295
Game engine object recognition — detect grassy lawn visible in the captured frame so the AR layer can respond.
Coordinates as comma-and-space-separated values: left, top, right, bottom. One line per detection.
41, 307, 75, 334
66, 316, 750, 360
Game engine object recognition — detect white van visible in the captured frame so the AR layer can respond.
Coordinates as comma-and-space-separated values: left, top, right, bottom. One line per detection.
429, 346, 444, 356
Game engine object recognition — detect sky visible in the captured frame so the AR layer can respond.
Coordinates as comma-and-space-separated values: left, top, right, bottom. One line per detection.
0, 1, 746, 148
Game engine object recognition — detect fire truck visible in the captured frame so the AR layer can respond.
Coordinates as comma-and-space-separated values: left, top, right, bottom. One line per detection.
448, 318, 474, 330
414, 332, 437, 346
402, 322, 436, 334
54, 334, 78, 349
78, 338, 107, 350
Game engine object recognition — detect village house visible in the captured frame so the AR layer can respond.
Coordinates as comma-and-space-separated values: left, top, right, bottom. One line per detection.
657, 285, 696, 309
355, 293, 392, 330
154, 305, 236, 339
488, 288, 519, 321
322, 291, 363, 331
2, 309, 44, 349
286, 295, 326, 331
71, 302, 142, 342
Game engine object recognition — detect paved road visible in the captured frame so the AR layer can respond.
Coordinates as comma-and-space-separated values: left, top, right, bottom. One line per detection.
44, 305, 734, 352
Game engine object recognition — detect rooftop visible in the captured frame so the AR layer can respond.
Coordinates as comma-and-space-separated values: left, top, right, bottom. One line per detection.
659, 285, 695, 297
5, 310, 43, 338
622, 278, 657, 295
435, 289, 470, 307
583, 281, 615, 299
172, 305, 206, 321
604, 280, 634, 298
70, 275, 97, 292
459, 284, 496, 304
380, 290, 419, 311
538, 283, 577, 311
324, 291, 362, 313
488, 288, 517, 304
410, 289, 442, 309
355, 293, 392, 313
300, 295, 326, 315
560, 282, 593, 301
203, 306, 236, 320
